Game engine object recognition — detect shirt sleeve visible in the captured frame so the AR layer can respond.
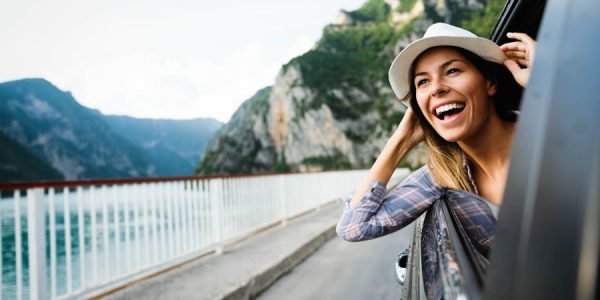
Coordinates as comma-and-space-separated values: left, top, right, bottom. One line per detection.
336, 166, 444, 241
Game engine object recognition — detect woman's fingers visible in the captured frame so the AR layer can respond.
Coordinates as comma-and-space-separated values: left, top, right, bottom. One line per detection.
501, 32, 537, 87
503, 50, 527, 59
503, 59, 529, 87
504, 51, 531, 66
396, 107, 424, 146
501, 33, 536, 58
506, 32, 536, 47
515, 58, 531, 67
500, 41, 527, 52
503, 59, 520, 75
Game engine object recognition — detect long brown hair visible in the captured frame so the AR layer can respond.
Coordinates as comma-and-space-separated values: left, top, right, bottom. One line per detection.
405, 46, 522, 191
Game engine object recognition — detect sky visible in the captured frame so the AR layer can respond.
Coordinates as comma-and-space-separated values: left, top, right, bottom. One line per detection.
0, 0, 366, 122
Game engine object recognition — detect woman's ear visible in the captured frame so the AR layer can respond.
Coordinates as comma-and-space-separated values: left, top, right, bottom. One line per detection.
487, 80, 497, 96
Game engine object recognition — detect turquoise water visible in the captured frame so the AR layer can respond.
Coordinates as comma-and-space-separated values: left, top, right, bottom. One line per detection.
1, 190, 213, 299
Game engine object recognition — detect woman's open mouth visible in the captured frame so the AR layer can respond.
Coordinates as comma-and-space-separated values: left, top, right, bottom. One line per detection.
433, 102, 466, 120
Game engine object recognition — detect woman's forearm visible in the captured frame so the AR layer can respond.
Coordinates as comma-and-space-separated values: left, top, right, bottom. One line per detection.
348, 131, 415, 208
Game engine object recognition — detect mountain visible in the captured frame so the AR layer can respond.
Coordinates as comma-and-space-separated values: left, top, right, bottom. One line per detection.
103, 115, 221, 176
196, 0, 504, 175
0, 130, 64, 182
196, 87, 277, 174
0, 78, 222, 181
0, 78, 156, 180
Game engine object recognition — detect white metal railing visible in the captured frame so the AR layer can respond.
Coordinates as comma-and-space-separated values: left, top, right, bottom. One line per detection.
0, 168, 409, 299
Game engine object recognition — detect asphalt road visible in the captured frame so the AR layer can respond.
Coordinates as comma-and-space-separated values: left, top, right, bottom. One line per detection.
257, 224, 414, 300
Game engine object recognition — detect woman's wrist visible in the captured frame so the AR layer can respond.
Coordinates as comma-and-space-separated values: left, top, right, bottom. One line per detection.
382, 130, 414, 168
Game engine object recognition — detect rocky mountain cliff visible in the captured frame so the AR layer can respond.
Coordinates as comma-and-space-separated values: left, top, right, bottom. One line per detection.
198, 0, 505, 175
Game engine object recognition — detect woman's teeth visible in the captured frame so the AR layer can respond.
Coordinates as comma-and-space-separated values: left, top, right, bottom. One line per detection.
434, 103, 465, 120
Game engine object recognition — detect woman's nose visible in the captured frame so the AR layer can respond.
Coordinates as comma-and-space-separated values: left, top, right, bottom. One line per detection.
431, 82, 449, 97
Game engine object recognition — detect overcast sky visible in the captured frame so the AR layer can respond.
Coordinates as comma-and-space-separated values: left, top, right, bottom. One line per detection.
0, 0, 365, 122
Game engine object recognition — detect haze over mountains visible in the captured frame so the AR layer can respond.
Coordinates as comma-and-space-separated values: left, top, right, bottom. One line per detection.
0, 78, 221, 182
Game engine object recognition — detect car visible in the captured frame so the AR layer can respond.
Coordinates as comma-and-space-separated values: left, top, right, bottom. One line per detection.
396, 0, 600, 298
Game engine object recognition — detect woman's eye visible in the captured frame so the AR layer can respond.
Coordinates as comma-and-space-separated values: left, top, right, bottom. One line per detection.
416, 79, 428, 87
447, 68, 461, 75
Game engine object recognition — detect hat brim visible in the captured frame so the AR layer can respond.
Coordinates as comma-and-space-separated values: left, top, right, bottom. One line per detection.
388, 35, 507, 101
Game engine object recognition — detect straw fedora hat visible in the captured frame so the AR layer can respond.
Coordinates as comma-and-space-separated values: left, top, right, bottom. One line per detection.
388, 23, 507, 101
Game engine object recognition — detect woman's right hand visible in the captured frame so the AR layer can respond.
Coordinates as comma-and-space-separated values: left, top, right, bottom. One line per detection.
393, 106, 424, 148
348, 106, 423, 208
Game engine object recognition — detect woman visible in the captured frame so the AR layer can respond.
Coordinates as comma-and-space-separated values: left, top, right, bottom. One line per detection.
336, 22, 535, 268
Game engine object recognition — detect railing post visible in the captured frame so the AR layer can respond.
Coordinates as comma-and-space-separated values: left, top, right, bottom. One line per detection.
210, 178, 223, 254
279, 175, 287, 226
27, 188, 47, 300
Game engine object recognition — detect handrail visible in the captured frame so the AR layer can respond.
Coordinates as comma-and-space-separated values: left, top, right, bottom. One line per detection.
0, 169, 358, 190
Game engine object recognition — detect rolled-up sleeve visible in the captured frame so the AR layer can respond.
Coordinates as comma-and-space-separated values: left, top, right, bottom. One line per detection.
336, 166, 443, 241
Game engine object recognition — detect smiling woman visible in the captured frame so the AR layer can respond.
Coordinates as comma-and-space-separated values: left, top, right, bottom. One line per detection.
408, 45, 520, 204
336, 22, 536, 298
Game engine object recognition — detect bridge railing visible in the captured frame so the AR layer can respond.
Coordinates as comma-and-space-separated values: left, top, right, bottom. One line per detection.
0, 168, 410, 300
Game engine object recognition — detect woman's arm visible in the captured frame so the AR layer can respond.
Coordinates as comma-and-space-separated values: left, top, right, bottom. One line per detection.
348, 107, 424, 208
500, 32, 537, 87
337, 107, 434, 241
337, 166, 443, 241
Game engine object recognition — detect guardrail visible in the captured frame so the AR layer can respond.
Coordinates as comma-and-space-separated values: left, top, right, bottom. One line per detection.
0, 168, 409, 299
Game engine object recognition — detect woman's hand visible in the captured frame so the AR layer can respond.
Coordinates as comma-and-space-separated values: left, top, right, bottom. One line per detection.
394, 106, 424, 148
500, 32, 536, 87
348, 106, 423, 208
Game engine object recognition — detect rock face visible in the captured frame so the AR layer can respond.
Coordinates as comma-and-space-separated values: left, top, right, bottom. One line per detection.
197, 0, 500, 175
266, 64, 403, 172
197, 87, 278, 174
335, 10, 355, 25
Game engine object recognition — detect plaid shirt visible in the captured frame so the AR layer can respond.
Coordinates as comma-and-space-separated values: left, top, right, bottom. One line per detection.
336, 165, 497, 299
336, 166, 443, 241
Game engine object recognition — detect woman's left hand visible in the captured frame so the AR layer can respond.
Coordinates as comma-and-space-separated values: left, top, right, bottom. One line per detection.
500, 32, 536, 87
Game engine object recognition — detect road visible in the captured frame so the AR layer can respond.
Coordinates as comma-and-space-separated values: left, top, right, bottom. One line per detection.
257, 224, 414, 300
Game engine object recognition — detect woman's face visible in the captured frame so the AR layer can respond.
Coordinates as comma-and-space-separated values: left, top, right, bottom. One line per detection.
413, 47, 496, 142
